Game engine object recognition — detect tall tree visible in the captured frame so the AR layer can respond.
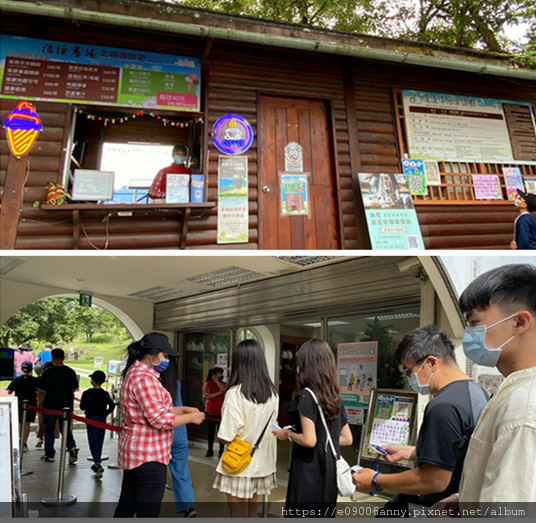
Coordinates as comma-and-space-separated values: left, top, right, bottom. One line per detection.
174, 0, 534, 55
0, 298, 78, 347
0, 298, 130, 347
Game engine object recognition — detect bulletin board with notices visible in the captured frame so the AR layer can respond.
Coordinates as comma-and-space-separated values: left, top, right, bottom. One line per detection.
358, 388, 419, 469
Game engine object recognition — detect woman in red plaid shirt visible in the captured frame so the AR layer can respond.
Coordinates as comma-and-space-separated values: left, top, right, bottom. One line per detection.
114, 332, 205, 518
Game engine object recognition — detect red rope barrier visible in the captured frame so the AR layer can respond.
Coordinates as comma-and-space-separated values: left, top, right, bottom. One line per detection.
70, 413, 122, 433
25, 404, 122, 433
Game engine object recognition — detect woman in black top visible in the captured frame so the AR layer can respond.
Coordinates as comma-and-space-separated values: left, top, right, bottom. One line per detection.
273, 339, 353, 516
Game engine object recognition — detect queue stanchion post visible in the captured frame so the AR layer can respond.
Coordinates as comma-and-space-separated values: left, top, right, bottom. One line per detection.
107, 407, 122, 469
20, 400, 33, 476
41, 407, 77, 506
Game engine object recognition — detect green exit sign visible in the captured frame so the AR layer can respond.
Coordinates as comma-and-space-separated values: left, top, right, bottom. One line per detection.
79, 293, 92, 307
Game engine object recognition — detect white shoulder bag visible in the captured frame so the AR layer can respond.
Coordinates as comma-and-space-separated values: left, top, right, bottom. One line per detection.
305, 388, 356, 498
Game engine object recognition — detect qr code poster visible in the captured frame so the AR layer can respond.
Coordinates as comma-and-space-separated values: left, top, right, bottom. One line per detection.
402, 158, 428, 195
358, 173, 425, 250
360, 389, 418, 468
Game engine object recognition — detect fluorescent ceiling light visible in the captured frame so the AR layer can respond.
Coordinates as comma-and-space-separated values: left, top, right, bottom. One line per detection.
0, 256, 24, 275
128, 286, 188, 301
276, 256, 339, 266
364, 313, 420, 321
187, 266, 265, 287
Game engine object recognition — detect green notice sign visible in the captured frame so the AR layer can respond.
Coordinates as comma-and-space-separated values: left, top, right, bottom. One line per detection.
79, 293, 92, 307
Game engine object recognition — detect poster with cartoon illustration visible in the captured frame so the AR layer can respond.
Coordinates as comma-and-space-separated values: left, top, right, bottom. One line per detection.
337, 342, 378, 421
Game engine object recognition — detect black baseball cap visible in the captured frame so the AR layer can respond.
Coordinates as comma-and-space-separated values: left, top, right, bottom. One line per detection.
517, 190, 536, 212
140, 332, 180, 357
21, 360, 33, 372
89, 370, 106, 384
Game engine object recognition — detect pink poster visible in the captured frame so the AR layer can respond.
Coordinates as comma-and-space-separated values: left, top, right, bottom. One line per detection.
472, 175, 503, 200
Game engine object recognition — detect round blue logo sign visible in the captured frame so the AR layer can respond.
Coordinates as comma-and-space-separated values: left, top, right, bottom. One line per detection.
212, 114, 253, 155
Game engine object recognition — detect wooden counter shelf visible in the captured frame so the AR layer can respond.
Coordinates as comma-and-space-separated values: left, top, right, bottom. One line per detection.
39, 202, 216, 250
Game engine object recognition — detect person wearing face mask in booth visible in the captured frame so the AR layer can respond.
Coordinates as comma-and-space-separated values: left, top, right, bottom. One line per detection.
352, 325, 490, 516
432, 263, 536, 510
148, 143, 192, 201
114, 332, 205, 518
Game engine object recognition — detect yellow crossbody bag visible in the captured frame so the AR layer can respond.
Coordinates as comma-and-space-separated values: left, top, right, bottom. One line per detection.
221, 416, 272, 475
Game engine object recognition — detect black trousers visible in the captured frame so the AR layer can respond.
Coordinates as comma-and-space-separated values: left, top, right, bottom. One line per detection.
206, 418, 224, 453
114, 461, 167, 517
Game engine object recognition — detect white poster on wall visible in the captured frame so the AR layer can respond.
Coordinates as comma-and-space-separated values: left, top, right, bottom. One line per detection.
403, 90, 536, 163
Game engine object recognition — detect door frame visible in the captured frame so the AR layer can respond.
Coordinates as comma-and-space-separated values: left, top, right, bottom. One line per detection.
256, 91, 344, 249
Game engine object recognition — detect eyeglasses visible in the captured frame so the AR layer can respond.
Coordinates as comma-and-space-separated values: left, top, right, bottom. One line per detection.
402, 356, 429, 377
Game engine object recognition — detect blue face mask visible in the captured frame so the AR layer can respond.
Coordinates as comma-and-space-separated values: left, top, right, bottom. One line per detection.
173, 155, 187, 165
407, 360, 433, 395
153, 358, 170, 373
462, 313, 517, 367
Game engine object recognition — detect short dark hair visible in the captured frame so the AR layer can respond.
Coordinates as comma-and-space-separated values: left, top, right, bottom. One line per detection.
172, 143, 187, 155
459, 264, 536, 316
51, 348, 65, 360
395, 325, 456, 365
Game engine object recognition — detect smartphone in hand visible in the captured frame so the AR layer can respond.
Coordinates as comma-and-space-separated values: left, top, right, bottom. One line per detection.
367, 443, 389, 456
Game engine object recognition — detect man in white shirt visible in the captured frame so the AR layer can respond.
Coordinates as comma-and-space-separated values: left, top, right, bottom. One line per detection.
436, 263, 536, 511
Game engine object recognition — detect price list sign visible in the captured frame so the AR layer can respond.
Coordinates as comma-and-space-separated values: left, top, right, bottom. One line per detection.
0, 35, 201, 112
3, 57, 119, 102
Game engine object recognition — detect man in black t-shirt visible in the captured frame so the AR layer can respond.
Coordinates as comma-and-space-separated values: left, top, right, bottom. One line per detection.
7, 360, 38, 451
352, 325, 489, 516
80, 370, 115, 479
37, 348, 79, 463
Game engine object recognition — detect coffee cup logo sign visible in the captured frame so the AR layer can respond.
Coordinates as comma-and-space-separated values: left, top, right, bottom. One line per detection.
212, 114, 253, 155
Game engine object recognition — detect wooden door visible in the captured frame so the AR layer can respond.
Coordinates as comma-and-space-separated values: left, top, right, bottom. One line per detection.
259, 96, 340, 249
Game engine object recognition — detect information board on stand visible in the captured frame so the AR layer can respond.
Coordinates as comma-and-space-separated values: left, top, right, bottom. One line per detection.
0, 397, 22, 517
358, 388, 419, 470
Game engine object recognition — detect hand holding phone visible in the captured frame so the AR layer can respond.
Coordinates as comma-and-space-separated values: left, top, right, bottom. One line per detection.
367, 443, 389, 456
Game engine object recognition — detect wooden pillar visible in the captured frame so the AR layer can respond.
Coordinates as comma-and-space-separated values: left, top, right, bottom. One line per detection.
0, 154, 28, 249
341, 58, 371, 249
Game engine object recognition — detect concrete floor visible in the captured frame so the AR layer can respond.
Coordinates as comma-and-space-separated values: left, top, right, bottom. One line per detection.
19, 428, 387, 518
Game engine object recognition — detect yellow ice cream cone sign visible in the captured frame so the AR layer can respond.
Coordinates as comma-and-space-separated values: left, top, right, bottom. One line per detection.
4, 101, 43, 158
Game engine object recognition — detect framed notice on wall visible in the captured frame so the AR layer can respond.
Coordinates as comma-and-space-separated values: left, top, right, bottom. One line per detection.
358, 389, 418, 469
402, 90, 536, 163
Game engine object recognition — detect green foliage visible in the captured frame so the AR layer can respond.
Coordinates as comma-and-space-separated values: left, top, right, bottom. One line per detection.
173, 0, 535, 58
0, 298, 78, 347
0, 298, 131, 348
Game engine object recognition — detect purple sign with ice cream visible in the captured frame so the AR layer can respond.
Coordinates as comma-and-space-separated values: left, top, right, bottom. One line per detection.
212, 114, 254, 155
